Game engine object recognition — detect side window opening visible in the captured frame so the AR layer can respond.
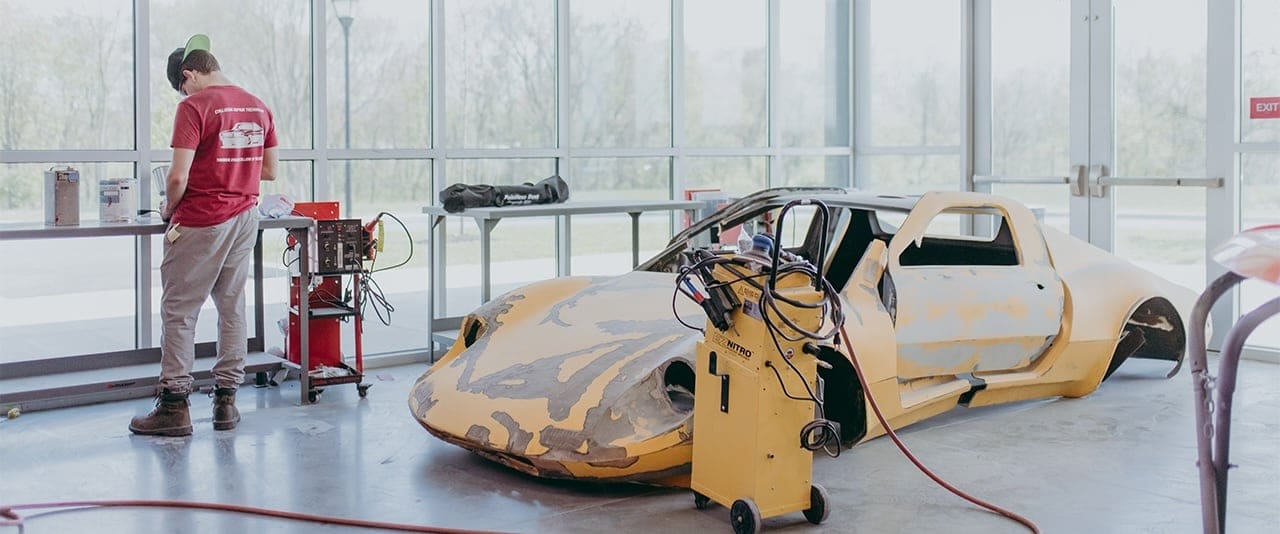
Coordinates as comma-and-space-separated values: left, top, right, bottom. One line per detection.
741, 205, 828, 264
898, 208, 1020, 267
776, 205, 817, 250
826, 210, 876, 292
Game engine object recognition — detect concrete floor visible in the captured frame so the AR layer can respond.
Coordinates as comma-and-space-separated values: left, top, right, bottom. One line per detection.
2, 358, 1277, 534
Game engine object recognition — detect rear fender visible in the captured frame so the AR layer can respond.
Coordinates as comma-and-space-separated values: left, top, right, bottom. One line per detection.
1105, 296, 1187, 380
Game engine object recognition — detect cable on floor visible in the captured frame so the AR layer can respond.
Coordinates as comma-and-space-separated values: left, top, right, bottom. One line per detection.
0, 499, 509, 533
837, 324, 1041, 534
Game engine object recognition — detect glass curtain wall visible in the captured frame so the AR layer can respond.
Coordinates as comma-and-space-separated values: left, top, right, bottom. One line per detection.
855, 0, 962, 194
5, 1, 1267, 363
0, 0, 853, 363
1239, 0, 1280, 351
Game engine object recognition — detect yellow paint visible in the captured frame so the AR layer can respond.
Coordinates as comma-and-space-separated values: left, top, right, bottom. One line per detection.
555, 344, 623, 383
561, 336, 677, 429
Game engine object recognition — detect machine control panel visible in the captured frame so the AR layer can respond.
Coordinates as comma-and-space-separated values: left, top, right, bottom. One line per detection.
315, 219, 365, 274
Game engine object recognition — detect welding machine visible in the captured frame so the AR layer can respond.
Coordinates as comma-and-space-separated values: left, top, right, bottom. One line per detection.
283, 201, 397, 401
684, 200, 838, 534
286, 201, 347, 370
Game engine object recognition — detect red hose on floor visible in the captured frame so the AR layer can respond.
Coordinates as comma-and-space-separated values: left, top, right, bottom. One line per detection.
1, 327, 1039, 534
0, 499, 508, 533
838, 324, 1041, 534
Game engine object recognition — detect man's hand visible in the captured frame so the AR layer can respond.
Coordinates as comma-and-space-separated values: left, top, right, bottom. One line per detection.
160, 200, 173, 223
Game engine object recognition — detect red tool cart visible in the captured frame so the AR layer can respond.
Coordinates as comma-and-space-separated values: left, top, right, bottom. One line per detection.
286, 201, 370, 403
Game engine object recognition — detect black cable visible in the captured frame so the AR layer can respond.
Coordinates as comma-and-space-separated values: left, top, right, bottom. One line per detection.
763, 352, 840, 458
760, 277, 843, 342
281, 244, 297, 269
800, 418, 841, 458
670, 234, 845, 458
702, 269, 770, 290
671, 283, 705, 334
765, 361, 820, 404
767, 333, 840, 458
371, 212, 413, 273
359, 272, 395, 326
672, 253, 739, 333
765, 324, 824, 415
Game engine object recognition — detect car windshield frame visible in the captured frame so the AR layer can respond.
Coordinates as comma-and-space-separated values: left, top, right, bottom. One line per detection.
638, 188, 916, 273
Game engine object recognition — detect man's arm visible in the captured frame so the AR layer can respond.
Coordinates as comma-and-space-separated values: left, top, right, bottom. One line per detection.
261, 147, 278, 181
163, 148, 195, 219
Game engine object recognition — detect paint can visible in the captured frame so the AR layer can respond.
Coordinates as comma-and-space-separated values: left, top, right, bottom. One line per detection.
99, 178, 137, 223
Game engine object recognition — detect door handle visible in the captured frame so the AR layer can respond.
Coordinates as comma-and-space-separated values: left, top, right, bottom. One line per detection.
1070, 164, 1088, 197
1089, 164, 1109, 198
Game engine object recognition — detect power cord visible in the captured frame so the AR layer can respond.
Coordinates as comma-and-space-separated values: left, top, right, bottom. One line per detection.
358, 272, 396, 326
352, 211, 414, 326
764, 360, 841, 458
369, 211, 413, 273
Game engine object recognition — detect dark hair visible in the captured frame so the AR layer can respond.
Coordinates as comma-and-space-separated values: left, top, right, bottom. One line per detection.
166, 49, 221, 92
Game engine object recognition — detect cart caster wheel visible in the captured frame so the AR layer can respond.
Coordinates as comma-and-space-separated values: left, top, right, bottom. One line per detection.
357, 384, 370, 398
803, 484, 830, 525
693, 492, 710, 510
308, 389, 322, 403
729, 499, 761, 534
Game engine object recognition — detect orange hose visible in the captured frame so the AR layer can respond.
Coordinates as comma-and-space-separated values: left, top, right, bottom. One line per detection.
837, 324, 1041, 534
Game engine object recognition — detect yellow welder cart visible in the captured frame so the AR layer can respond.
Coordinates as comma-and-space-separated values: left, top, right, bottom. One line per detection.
690, 261, 832, 534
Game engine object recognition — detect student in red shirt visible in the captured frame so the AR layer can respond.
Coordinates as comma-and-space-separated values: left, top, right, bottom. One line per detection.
130, 34, 278, 436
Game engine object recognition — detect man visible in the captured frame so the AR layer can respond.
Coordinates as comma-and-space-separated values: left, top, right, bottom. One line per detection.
130, 34, 278, 436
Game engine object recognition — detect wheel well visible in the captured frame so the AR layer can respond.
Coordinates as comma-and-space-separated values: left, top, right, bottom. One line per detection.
1103, 297, 1186, 381
813, 346, 867, 445
663, 360, 696, 413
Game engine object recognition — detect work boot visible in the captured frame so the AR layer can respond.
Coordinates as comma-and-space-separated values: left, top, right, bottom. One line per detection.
212, 387, 240, 431
129, 390, 192, 436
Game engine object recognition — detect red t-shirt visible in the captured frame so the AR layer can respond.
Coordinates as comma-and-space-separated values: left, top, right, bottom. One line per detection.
170, 85, 278, 227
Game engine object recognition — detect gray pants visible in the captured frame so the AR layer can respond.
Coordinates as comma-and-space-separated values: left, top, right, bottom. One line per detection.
159, 208, 258, 395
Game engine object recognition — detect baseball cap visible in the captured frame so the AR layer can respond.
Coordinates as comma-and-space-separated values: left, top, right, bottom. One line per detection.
166, 34, 211, 92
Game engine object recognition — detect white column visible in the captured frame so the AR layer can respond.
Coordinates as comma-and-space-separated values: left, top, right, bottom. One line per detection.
1205, 0, 1241, 349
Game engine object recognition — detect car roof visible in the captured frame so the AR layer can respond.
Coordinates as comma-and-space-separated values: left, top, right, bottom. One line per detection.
670, 187, 916, 241
640, 188, 918, 269
774, 190, 918, 212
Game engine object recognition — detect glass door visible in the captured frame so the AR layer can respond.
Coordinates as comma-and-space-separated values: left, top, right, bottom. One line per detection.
981, 0, 1222, 296
1101, 0, 1214, 293
979, 0, 1074, 235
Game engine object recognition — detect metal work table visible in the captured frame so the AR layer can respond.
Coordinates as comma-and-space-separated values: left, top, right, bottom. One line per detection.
0, 215, 318, 410
422, 199, 701, 356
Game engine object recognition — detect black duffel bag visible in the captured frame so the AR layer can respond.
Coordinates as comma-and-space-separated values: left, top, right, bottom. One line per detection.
439, 175, 570, 213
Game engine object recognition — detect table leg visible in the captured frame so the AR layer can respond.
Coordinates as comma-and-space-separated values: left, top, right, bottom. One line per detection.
557, 215, 572, 276
629, 212, 641, 268
428, 215, 445, 362
297, 228, 311, 405
479, 218, 496, 303
251, 229, 264, 353
135, 235, 152, 349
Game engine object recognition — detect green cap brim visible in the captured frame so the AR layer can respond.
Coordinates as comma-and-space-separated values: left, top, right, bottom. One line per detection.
181, 34, 211, 62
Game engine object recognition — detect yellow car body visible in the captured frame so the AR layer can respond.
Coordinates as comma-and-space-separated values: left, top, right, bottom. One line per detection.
409, 188, 1193, 486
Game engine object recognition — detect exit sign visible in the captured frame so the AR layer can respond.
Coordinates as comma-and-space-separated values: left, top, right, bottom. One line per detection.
1251, 97, 1280, 119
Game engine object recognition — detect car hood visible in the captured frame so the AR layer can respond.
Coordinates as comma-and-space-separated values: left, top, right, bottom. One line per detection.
410, 271, 705, 470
